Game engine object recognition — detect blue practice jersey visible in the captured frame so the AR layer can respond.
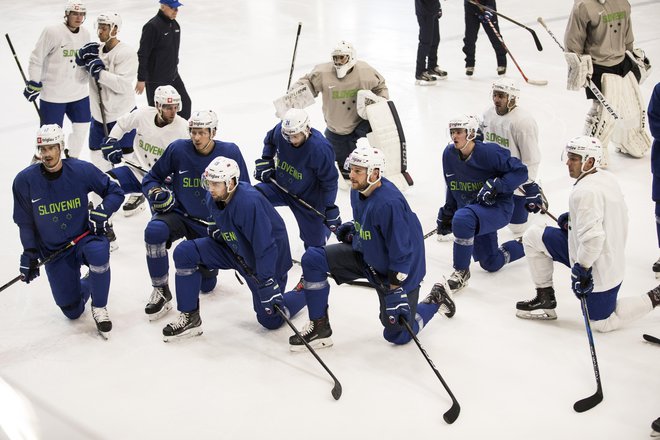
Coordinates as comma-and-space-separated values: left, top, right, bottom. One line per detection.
12, 159, 124, 256
142, 139, 250, 220
206, 182, 292, 282
350, 178, 425, 291
441, 140, 528, 212
263, 125, 338, 209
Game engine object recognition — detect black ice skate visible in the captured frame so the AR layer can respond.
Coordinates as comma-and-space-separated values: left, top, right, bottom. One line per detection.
653, 257, 660, 279
106, 224, 118, 252
422, 281, 456, 318
516, 287, 557, 320
415, 71, 437, 86
145, 285, 173, 321
92, 306, 112, 339
162, 310, 203, 342
652, 417, 660, 438
648, 285, 660, 308
427, 66, 448, 79
289, 315, 333, 352
122, 194, 146, 217
447, 269, 470, 292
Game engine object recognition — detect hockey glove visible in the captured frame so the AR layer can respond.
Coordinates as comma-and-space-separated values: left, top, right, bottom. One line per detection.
436, 207, 453, 236
476, 178, 502, 206
257, 278, 284, 315
19, 249, 40, 283
101, 137, 123, 164
324, 205, 342, 232
522, 182, 544, 214
207, 223, 222, 241
478, 10, 494, 24
85, 58, 105, 80
148, 187, 176, 213
557, 212, 569, 233
88, 204, 111, 235
76, 42, 100, 66
384, 287, 411, 326
335, 221, 355, 244
23, 81, 42, 102
254, 157, 275, 183
571, 263, 593, 298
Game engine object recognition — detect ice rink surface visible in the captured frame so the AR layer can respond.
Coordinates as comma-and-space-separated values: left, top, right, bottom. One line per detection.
1, 0, 659, 438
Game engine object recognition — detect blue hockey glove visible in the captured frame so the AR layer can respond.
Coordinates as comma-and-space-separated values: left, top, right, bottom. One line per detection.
85, 58, 105, 80
335, 221, 355, 244
476, 178, 502, 206
257, 278, 284, 315
557, 212, 569, 232
436, 207, 453, 236
100, 137, 123, 164
384, 287, 411, 325
23, 81, 42, 102
478, 10, 494, 24
76, 42, 100, 66
19, 249, 40, 283
324, 205, 341, 232
148, 187, 176, 213
253, 157, 275, 183
571, 263, 593, 298
88, 204, 111, 235
522, 182, 543, 214
207, 223, 221, 241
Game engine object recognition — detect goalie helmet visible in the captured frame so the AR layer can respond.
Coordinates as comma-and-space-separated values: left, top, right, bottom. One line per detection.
36, 124, 65, 149
492, 78, 520, 106
281, 108, 310, 142
189, 110, 218, 133
448, 114, 479, 141
565, 135, 602, 169
154, 85, 182, 112
331, 41, 357, 79
97, 12, 121, 34
202, 156, 240, 192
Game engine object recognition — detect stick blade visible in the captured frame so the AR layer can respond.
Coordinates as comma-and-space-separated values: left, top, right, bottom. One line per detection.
526, 79, 549, 86
573, 389, 603, 413
443, 401, 461, 424
643, 334, 660, 344
331, 381, 342, 400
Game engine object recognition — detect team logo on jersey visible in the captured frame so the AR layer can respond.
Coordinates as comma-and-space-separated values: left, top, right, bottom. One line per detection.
277, 160, 302, 180
37, 197, 82, 216
353, 220, 372, 240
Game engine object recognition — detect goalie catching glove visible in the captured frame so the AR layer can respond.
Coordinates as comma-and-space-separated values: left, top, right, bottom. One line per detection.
565, 52, 593, 91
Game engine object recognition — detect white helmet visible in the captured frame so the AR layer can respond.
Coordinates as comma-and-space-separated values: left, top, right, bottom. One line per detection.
331, 41, 357, 79
492, 78, 520, 107
36, 124, 65, 150
346, 145, 385, 179
448, 114, 479, 141
97, 12, 121, 35
565, 135, 603, 170
281, 108, 310, 142
65, 0, 86, 21
154, 85, 182, 113
189, 110, 218, 134
202, 156, 240, 194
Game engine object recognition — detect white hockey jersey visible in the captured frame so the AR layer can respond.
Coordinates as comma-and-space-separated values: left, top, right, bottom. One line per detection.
108, 107, 189, 170
28, 23, 90, 103
84, 40, 138, 124
568, 170, 628, 291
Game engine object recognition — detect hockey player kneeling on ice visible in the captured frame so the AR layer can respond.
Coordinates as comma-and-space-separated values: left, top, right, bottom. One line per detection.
12, 125, 124, 337
435, 115, 528, 294
101, 85, 188, 217
162, 157, 306, 341
517, 136, 660, 327
141, 110, 250, 321
287, 146, 455, 351
254, 108, 340, 249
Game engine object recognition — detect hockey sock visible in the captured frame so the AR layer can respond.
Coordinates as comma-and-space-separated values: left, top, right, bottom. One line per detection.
174, 268, 201, 312
283, 289, 307, 318
89, 265, 110, 308
416, 302, 439, 326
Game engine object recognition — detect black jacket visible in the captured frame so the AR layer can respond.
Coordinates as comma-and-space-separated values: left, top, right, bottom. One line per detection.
137, 9, 181, 83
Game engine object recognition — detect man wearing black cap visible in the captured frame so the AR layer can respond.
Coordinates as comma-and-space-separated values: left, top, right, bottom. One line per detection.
136, 0, 191, 119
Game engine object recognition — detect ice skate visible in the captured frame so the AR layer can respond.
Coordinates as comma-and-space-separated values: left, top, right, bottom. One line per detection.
415, 71, 437, 86
652, 417, 660, 438
653, 257, 660, 279
289, 314, 333, 352
122, 194, 146, 217
446, 269, 470, 292
106, 225, 118, 252
648, 285, 660, 308
422, 281, 456, 317
516, 287, 557, 320
465, 66, 474, 76
92, 306, 112, 339
145, 285, 173, 321
427, 67, 448, 79
497, 66, 506, 75
163, 310, 203, 342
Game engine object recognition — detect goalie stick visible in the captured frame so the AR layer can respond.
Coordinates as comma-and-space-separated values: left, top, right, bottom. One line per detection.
573, 296, 604, 413
643, 334, 660, 345
466, 0, 543, 51
286, 22, 302, 92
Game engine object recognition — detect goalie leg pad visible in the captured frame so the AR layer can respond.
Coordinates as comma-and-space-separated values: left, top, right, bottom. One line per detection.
606, 72, 651, 158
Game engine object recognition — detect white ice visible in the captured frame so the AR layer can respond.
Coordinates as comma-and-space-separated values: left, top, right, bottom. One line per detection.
1, 0, 659, 439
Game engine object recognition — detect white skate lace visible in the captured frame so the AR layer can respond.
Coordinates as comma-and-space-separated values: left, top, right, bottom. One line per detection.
148, 287, 166, 305
300, 320, 315, 336
92, 306, 110, 323
169, 312, 190, 330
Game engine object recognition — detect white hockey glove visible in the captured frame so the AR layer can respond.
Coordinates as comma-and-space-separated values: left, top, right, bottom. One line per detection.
357, 89, 387, 120
565, 52, 593, 91
627, 48, 652, 85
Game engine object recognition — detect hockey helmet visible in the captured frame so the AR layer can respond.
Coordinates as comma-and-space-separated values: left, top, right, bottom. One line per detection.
281, 108, 310, 142
448, 114, 479, 141
155, 85, 182, 113
65, 0, 86, 18
189, 110, 218, 134
36, 124, 65, 150
565, 135, 603, 170
97, 12, 122, 35
492, 78, 520, 106
202, 156, 240, 193
331, 41, 357, 79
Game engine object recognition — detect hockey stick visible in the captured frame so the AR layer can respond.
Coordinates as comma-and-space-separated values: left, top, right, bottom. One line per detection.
482, 15, 548, 86
1, 231, 91, 293
643, 334, 660, 345
286, 22, 302, 92
121, 159, 149, 175
5, 33, 41, 120
423, 230, 437, 240
466, 0, 542, 51
573, 296, 604, 412
269, 177, 325, 219
401, 318, 461, 424
537, 17, 621, 120
95, 80, 110, 137
517, 185, 557, 222
291, 257, 373, 289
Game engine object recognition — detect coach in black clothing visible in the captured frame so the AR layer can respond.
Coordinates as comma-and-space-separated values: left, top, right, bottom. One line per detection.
136, 0, 191, 119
